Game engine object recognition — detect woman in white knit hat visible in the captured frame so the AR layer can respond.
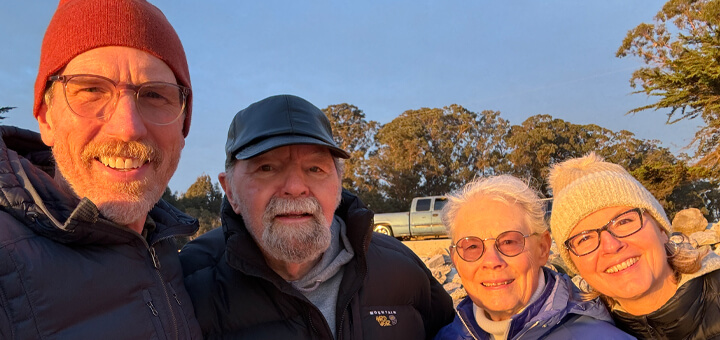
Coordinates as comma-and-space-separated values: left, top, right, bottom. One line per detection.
548, 152, 720, 339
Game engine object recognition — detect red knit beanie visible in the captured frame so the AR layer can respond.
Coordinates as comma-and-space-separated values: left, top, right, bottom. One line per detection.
34, 0, 193, 137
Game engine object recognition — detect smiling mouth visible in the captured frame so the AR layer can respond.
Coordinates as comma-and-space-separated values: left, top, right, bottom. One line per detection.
605, 257, 639, 274
482, 279, 514, 287
98, 156, 148, 170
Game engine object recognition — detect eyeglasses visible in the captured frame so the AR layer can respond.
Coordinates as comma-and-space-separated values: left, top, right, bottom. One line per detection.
48, 74, 190, 125
450, 230, 539, 262
564, 208, 645, 257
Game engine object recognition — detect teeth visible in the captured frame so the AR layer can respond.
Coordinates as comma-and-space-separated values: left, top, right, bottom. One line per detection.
99, 156, 145, 170
482, 280, 513, 287
605, 257, 639, 274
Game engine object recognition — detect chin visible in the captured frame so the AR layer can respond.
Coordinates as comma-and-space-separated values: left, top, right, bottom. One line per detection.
96, 197, 157, 226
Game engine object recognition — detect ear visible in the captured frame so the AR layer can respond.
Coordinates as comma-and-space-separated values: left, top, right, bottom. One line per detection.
36, 102, 56, 146
218, 172, 241, 214
537, 231, 552, 264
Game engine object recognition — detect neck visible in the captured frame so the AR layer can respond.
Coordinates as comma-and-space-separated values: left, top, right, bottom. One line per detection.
54, 172, 146, 235
617, 271, 678, 315
265, 254, 324, 281
127, 219, 145, 234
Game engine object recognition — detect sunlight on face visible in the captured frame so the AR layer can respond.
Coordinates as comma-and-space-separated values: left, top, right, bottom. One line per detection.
451, 196, 549, 321
225, 144, 342, 264
568, 206, 675, 312
42, 47, 184, 228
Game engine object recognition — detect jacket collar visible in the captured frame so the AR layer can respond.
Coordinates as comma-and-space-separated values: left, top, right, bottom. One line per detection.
611, 256, 720, 338
455, 267, 614, 339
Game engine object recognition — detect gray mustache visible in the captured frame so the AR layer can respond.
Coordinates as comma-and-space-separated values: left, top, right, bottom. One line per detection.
264, 197, 322, 217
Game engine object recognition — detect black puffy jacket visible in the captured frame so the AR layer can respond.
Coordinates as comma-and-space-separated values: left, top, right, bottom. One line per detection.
180, 191, 455, 339
611, 261, 720, 339
0, 126, 202, 339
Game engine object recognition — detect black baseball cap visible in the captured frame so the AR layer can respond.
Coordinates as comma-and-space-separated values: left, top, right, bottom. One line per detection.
225, 94, 351, 161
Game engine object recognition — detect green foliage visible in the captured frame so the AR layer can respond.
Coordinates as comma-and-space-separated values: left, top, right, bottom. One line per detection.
371, 105, 509, 211
506, 115, 614, 195
166, 174, 223, 247
0, 107, 14, 119
617, 0, 720, 168
322, 104, 384, 211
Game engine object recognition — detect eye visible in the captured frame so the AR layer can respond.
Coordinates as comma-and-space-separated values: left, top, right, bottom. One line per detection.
498, 239, 517, 246
259, 164, 274, 172
574, 233, 595, 246
616, 217, 634, 226
309, 166, 323, 173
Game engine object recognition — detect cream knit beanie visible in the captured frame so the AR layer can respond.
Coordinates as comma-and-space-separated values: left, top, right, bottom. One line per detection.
547, 152, 671, 274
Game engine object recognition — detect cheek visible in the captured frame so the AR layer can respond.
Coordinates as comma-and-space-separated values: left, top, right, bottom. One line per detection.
573, 256, 600, 278
454, 260, 479, 280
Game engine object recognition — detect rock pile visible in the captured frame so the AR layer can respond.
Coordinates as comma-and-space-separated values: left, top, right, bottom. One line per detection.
421, 254, 467, 305
672, 208, 720, 252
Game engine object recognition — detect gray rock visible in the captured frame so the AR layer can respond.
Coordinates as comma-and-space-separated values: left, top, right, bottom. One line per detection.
443, 282, 462, 292
672, 208, 708, 234
426, 254, 446, 268
689, 230, 719, 246
431, 265, 452, 284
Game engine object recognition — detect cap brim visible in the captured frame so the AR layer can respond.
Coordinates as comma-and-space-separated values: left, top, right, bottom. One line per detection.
234, 135, 351, 160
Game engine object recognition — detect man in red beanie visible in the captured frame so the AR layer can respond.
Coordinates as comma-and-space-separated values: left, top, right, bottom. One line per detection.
0, 0, 201, 338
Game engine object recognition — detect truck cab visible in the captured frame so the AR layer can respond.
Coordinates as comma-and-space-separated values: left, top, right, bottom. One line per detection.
372, 196, 448, 239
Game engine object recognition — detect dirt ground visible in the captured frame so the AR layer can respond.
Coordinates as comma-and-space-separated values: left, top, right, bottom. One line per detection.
402, 238, 452, 258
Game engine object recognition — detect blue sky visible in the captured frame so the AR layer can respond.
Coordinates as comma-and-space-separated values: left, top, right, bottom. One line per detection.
0, 1, 701, 193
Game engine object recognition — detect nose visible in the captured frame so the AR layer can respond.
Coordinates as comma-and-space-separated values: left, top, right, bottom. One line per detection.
480, 242, 506, 270
599, 230, 625, 254
281, 166, 309, 197
103, 90, 148, 141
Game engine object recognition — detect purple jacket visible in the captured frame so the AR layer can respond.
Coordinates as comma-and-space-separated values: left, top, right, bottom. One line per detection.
434, 267, 635, 340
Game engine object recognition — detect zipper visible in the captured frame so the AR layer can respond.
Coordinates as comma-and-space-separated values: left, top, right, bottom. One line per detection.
515, 320, 540, 339
337, 226, 371, 340
456, 309, 479, 340
77, 220, 182, 340
147, 301, 159, 316
168, 283, 192, 339
139, 234, 179, 340
143, 290, 166, 339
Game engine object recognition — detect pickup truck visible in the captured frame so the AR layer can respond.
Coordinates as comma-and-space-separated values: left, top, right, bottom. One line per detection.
372, 196, 448, 240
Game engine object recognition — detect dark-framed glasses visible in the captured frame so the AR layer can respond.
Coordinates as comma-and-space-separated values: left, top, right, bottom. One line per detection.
48, 74, 190, 125
564, 208, 645, 257
450, 230, 539, 262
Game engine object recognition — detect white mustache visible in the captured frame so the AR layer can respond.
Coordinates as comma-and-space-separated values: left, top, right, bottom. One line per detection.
264, 197, 322, 217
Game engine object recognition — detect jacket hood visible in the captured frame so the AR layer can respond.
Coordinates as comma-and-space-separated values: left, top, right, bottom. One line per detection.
0, 125, 198, 245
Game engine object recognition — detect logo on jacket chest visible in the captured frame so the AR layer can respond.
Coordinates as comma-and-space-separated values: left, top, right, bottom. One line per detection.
369, 310, 398, 327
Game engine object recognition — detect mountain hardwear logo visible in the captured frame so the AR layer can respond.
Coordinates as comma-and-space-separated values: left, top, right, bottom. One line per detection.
370, 310, 398, 327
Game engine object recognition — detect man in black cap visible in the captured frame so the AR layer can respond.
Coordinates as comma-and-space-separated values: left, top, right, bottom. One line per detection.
180, 94, 454, 339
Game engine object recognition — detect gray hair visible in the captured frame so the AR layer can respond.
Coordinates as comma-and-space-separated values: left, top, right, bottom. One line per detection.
442, 175, 548, 239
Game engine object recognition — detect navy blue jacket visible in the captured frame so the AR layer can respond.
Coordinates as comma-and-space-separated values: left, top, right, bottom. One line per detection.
435, 268, 634, 340
0, 126, 202, 339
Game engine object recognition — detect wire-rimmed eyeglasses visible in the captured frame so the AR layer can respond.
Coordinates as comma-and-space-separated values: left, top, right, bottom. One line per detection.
450, 230, 539, 262
564, 208, 646, 257
48, 74, 190, 125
